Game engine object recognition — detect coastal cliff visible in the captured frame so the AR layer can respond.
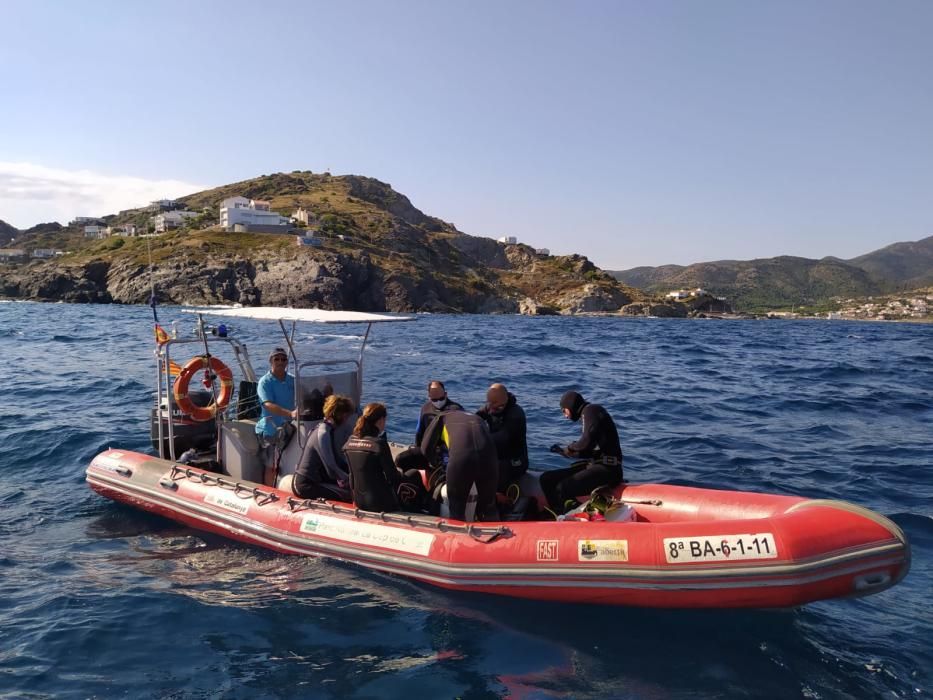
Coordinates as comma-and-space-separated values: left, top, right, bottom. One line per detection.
0, 172, 644, 314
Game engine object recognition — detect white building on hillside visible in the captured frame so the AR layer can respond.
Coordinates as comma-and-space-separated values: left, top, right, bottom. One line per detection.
219, 196, 289, 230
108, 224, 138, 237
84, 224, 105, 238
153, 210, 198, 233
293, 206, 316, 226
497, 236, 518, 245
32, 249, 62, 259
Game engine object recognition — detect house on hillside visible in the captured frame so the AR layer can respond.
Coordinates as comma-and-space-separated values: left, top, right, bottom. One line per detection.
152, 210, 198, 233
292, 206, 317, 227
666, 288, 710, 301
497, 236, 518, 245
108, 224, 138, 237
535, 248, 550, 255
84, 224, 106, 239
70, 216, 101, 226
219, 196, 290, 232
149, 199, 184, 212
0, 248, 28, 262
32, 249, 62, 259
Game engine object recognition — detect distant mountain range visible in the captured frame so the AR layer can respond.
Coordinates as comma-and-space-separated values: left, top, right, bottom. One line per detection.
610, 235, 933, 311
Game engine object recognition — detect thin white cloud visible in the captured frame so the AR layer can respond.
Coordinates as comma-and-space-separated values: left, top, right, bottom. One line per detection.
0, 162, 210, 229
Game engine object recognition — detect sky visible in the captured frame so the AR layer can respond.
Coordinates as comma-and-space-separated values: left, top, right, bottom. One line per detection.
1, 0, 931, 269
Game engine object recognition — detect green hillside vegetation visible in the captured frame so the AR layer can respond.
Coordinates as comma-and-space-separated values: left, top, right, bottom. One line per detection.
847, 235, 933, 289
611, 235, 933, 312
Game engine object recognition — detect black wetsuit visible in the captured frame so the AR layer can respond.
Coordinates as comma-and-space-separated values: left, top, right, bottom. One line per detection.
420, 410, 498, 521
540, 391, 623, 513
293, 420, 351, 501
414, 397, 464, 445
344, 434, 401, 512
476, 392, 529, 491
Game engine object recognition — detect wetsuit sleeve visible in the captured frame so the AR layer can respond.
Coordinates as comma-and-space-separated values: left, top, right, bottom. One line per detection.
568, 404, 600, 456
319, 426, 349, 483
380, 439, 402, 488
504, 406, 527, 457
414, 401, 433, 444
414, 413, 426, 445
420, 413, 442, 461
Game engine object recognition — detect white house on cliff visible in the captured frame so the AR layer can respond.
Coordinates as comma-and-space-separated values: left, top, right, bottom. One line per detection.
219, 197, 290, 231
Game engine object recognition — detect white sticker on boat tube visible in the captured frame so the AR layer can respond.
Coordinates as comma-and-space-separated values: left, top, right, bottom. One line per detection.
664, 533, 778, 563
300, 514, 435, 556
578, 539, 629, 562
204, 490, 251, 516
93, 454, 126, 470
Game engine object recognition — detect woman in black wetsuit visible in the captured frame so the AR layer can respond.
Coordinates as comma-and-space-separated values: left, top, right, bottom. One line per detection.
344, 403, 428, 512
293, 395, 355, 501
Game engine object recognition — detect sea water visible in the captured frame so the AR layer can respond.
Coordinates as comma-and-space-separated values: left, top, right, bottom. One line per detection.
0, 301, 930, 699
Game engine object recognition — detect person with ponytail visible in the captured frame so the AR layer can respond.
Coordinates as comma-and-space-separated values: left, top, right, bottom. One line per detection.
344, 403, 427, 512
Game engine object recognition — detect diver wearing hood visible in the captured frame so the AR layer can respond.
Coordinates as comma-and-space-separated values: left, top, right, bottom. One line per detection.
540, 390, 623, 514
414, 380, 464, 445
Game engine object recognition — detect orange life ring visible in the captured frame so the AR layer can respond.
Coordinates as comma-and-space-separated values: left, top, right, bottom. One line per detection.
172, 355, 234, 422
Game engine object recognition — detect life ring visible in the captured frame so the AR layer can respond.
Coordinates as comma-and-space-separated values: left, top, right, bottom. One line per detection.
172, 355, 234, 422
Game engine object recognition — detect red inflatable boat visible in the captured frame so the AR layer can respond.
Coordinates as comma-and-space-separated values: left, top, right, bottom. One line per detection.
86, 307, 909, 609
87, 448, 909, 609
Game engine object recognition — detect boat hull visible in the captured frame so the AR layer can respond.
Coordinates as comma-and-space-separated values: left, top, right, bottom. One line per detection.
86, 449, 910, 609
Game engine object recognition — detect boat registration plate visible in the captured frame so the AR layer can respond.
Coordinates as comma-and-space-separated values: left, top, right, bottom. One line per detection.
663, 533, 778, 563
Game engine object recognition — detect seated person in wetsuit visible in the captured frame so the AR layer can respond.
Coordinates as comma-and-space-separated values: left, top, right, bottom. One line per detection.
476, 383, 529, 492
420, 408, 499, 521
292, 395, 355, 501
414, 380, 464, 445
301, 382, 334, 421
540, 390, 624, 514
343, 403, 428, 512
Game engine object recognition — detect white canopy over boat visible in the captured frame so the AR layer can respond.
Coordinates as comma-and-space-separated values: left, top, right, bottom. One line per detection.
183, 306, 414, 324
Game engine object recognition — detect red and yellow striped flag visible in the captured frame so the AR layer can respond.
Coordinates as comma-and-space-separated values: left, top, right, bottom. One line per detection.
154, 324, 171, 345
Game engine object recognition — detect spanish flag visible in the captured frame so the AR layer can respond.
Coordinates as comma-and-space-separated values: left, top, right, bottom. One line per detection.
168, 360, 182, 376
155, 324, 171, 345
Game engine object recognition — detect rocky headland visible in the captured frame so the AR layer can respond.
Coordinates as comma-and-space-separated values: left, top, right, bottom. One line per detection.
0, 172, 651, 314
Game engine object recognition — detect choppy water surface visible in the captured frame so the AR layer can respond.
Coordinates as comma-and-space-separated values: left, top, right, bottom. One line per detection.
1, 302, 931, 699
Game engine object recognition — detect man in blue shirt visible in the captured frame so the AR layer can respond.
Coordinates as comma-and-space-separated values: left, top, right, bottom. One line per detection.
255, 347, 297, 482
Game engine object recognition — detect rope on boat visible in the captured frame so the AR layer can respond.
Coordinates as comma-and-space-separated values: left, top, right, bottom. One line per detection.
166, 465, 511, 539
285, 495, 513, 540
169, 465, 279, 505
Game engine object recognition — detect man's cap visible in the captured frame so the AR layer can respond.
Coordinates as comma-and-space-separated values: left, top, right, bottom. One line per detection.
269, 347, 288, 361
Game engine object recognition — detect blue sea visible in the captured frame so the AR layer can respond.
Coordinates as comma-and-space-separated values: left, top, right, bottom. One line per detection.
1, 301, 931, 699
